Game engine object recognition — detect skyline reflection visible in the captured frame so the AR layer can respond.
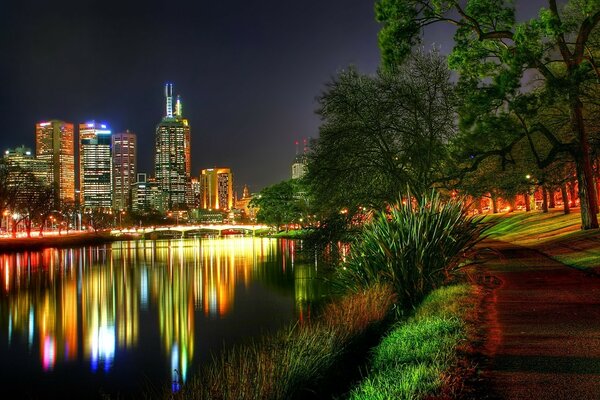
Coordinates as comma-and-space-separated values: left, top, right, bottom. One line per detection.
0, 237, 323, 396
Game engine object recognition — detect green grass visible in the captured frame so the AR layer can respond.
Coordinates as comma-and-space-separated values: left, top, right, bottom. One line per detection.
482, 209, 600, 271
168, 283, 397, 400
347, 284, 473, 400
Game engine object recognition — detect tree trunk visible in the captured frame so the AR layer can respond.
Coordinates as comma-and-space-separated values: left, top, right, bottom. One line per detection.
549, 189, 556, 208
524, 193, 531, 212
477, 198, 483, 214
571, 99, 599, 229
561, 184, 570, 215
542, 187, 549, 213
569, 180, 577, 207
491, 195, 498, 214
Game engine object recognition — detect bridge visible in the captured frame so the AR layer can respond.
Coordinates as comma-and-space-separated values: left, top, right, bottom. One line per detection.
110, 224, 270, 238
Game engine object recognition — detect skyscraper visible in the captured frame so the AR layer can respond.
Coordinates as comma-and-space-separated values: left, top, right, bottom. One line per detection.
112, 130, 137, 211
291, 139, 309, 180
79, 122, 112, 211
35, 120, 75, 207
155, 83, 192, 211
200, 168, 233, 211
3, 145, 50, 204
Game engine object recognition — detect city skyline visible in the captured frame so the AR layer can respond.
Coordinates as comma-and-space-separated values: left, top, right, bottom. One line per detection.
0, 0, 549, 193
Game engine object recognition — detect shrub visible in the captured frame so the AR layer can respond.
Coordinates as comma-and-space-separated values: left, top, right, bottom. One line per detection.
336, 190, 485, 310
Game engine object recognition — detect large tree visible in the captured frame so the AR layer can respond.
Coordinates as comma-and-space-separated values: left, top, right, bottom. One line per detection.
376, 0, 600, 229
306, 49, 456, 217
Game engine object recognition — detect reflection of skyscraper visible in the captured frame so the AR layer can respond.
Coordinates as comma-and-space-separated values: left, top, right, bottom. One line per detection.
155, 83, 192, 211
112, 131, 137, 211
79, 122, 112, 211
200, 168, 233, 210
35, 120, 75, 207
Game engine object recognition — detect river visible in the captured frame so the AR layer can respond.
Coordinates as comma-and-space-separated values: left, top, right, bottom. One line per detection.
0, 237, 328, 399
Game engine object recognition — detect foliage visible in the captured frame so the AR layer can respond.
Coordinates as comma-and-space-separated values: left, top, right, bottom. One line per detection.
348, 284, 473, 400
168, 283, 396, 400
250, 179, 309, 230
336, 190, 486, 310
306, 49, 456, 219
375, 0, 600, 229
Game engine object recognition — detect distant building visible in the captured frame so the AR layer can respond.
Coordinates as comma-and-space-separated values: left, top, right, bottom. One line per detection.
131, 173, 162, 213
79, 121, 112, 212
35, 120, 75, 207
3, 145, 50, 203
112, 130, 137, 211
200, 168, 233, 211
234, 184, 256, 221
191, 177, 201, 208
291, 138, 310, 179
155, 83, 192, 211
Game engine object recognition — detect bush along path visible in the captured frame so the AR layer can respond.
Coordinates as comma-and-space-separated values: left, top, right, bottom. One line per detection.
466, 239, 600, 400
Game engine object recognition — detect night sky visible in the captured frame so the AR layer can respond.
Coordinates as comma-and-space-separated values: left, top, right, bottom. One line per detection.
0, 0, 549, 194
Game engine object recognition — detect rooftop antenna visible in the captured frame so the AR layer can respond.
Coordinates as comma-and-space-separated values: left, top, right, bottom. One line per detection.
303, 138, 308, 154
165, 83, 173, 118
295, 140, 299, 155
175, 95, 182, 118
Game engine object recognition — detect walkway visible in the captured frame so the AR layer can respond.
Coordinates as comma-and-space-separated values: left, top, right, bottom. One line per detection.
472, 239, 600, 400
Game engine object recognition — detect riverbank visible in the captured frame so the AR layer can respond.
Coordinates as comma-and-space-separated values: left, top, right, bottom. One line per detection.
0, 231, 139, 253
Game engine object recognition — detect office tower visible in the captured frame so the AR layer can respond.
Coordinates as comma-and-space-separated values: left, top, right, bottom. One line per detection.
131, 173, 162, 212
3, 145, 50, 204
291, 139, 309, 180
155, 83, 192, 211
112, 130, 137, 211
200, 168, 233, 211
35, 120, 75, 207
79, 122, 112, 211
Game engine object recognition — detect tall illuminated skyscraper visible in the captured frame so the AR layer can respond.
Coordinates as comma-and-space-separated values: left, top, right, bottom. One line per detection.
200, 168, 233, 211
79, 121, 112, 211
35, 120, 75, 207
112, 130, 137, 211
155, 83, 192, 211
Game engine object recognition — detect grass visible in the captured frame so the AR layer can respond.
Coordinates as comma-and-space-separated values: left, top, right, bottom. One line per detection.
347, 284, 474, 400
483, 208, 600, 271
167, 283, 397, 400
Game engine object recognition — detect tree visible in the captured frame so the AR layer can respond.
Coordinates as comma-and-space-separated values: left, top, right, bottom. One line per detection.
376, 0, 600, 229
250, 180, 305, 230
306, 49, 456, 218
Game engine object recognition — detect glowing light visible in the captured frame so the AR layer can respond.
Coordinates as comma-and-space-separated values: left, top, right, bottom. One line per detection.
87, 123, 94, 128
39, 122, 50, 126
42, 336, 56, 371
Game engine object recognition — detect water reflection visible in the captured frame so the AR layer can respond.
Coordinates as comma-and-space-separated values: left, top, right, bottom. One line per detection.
0, 237, 324, 397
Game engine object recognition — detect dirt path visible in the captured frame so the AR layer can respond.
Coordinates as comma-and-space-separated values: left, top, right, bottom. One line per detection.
470, 239, 600, 400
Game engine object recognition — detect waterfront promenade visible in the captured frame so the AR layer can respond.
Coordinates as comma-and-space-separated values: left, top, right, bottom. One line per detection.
472, 239, 600, 400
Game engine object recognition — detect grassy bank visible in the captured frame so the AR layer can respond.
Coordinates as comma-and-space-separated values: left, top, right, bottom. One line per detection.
483, 209, 600, 271
346, 284, 475, 400
166, 284, 397, 400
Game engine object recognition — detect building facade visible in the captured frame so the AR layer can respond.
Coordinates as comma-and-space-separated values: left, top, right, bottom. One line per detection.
35, 120, 75, 207
155, 83, 192, 211
200, 168, 233, 211
3, 145, 50, 204
131, 173, 162, 213
79, 122, 112, 211
112, 130, 137, 211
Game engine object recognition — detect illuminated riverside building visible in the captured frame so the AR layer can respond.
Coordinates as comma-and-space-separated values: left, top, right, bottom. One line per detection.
155, 83, 192, 212
79, 122, 112, 211
131, 173, 162, 212
200, 168, 233, 210
112, 130, 137, 211
35, 120, 75, 206
3, 145, 50, 203
291, 139, 309, 179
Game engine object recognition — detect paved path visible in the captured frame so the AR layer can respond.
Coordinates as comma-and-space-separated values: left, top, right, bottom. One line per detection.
473, 239, 600, 400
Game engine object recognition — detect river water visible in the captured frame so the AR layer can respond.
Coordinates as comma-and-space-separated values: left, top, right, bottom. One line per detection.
0, 237, 328, 399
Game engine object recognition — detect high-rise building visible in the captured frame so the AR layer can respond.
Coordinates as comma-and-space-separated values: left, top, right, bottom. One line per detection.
200, 168, 233, 211
3, 145, 50, 204
291, 139, 309, 180
155, 83, 192, 211
79, 122, 112, 211
131, 173, 162, 213
112, 130, 137, 211
35, 120, 75, 207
